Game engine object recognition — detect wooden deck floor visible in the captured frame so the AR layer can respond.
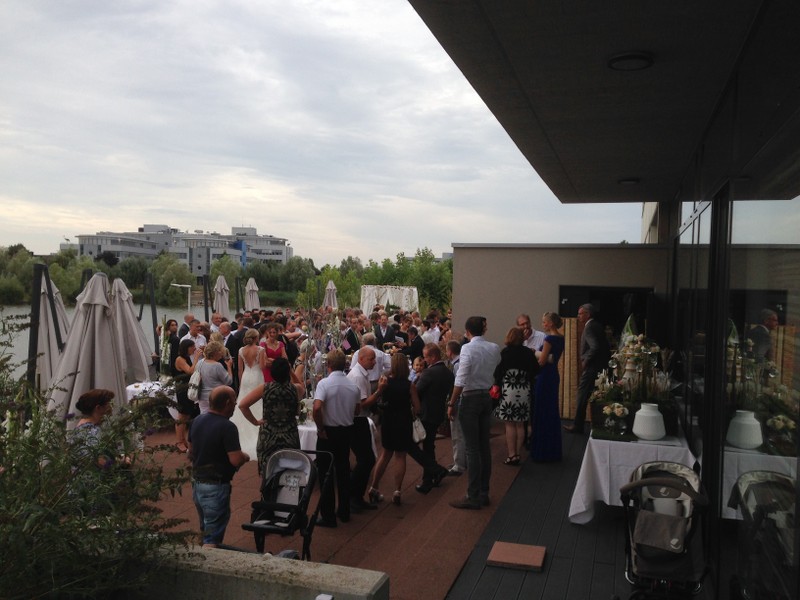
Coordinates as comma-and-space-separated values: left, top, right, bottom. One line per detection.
152, 420, 719, 599
448, 429, 720, 600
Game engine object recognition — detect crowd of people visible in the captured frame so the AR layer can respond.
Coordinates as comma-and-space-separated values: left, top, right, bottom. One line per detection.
153, 303, 591, 546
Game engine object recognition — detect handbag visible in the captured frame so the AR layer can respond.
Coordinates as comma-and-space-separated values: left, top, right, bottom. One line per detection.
187, 359, 203, 401
412, 417, 426, 443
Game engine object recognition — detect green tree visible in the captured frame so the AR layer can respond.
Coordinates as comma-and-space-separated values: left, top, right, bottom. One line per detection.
210, 253, 242, 286
47, 247, 78, 270
0, 275, 25, 304
338, 255, 364, 278
243, 260, 282, 291
279, 257, 315, 292
116, 256, 151, 290
95, 250, 119, 268
150, 253, 193, 306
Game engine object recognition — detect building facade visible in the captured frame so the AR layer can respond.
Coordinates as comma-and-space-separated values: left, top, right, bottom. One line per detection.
76, 224, 293, 276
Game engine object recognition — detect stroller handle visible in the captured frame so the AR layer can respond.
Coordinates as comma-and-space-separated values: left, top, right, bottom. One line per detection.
620, 476, 708, 506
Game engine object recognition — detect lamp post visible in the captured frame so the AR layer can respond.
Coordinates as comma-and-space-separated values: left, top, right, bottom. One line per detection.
170, 283, 192, 314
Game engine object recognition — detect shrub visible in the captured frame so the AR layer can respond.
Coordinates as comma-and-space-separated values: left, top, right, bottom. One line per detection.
0, 324, 193, 599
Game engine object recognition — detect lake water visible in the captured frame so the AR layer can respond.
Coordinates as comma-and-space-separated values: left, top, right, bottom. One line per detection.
1, 304, 187, 379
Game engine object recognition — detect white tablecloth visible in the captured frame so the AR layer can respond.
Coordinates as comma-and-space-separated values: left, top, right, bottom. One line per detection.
296, 418, 378, 456
568, 435, 698, 524
721, 447, 797, 519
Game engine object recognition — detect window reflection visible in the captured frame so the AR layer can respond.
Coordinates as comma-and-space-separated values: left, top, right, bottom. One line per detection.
725, 196, 798, 600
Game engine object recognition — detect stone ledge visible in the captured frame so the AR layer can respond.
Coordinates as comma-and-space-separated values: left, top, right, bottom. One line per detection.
125, 546, 389, 600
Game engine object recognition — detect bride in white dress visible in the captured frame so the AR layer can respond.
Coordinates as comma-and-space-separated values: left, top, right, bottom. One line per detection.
231, 329, 265, 460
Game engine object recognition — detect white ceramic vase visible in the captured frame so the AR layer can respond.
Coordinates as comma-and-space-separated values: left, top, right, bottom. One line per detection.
632, 403, 666, 440
726, 410, 763, 449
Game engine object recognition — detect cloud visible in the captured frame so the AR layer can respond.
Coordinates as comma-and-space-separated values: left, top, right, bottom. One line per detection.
0, 0, 643, 266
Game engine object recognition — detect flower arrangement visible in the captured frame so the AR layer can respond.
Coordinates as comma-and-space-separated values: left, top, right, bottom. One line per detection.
601, 402, 630, 436
590, 326, 679, 437
297, 398, 313, 424
766, 414, 796, 434
764, 413, 798, 457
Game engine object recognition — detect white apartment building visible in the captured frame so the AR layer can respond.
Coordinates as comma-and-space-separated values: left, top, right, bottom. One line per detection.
76, 224, 292, 277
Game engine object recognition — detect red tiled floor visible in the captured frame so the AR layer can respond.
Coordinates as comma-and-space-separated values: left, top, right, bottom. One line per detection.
149, 421, 521, 600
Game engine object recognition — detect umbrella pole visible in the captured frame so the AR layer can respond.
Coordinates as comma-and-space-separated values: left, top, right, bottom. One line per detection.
26, 264, 45, 388
202, 275, 211, 321
146, 273, 159, 357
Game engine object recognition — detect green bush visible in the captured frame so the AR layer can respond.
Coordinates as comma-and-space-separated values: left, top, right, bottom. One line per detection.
0, 275, 26, 304
0, 327, 193, 598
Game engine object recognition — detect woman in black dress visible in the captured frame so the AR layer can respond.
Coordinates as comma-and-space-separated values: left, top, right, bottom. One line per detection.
368, 353, 420, 505
172, 338, 201, 452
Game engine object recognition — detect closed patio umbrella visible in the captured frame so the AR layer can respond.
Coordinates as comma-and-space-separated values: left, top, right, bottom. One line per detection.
213, 275, 231, 320
322, 280, 338, 310
47, 272, 127, 428
35, 278, 70, 392
111, 278, 152, 384
245, 277, 260, 311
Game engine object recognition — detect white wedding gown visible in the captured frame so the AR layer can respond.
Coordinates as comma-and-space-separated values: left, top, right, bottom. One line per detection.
231, 346, 265, 461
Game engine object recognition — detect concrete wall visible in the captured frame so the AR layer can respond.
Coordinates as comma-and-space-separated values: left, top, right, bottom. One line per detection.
450, 244, 670, 344
126, 546, 389, 600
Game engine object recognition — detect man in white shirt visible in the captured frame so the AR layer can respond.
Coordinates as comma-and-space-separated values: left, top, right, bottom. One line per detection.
180, 319, 207, 349
345, 346, 382, 512
210, 312, 223, 333
351, 333, 390, 392
517, 313, 545, 351
421, 320, 436, 345
447, 316, 501, 509
313, 349, 361, 527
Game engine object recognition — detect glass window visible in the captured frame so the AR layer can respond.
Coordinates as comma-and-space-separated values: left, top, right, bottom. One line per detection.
725, 196, 799, 600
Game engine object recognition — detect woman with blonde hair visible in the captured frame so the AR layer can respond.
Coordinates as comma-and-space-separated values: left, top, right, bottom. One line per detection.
493, 327, 539, 465
195, 341, 233, 415
230, 328, 266, 458
531, 312, 565, 462
368, 352, 420, 505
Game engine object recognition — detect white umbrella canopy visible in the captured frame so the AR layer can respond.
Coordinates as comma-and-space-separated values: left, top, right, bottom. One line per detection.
35, 278, 70, 392
322, 280, 338, 310
244, 277, 260, 311
47, 272, 127, 428
111, 278, 152, 384
213, 275, 231, 320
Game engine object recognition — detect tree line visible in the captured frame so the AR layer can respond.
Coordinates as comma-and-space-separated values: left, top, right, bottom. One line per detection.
0, 244, 452, 313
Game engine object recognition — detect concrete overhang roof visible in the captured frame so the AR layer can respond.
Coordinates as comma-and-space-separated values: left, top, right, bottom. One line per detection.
407, 1, 766, 204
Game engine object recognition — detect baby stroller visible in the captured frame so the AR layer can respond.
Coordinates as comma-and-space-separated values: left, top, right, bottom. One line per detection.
728, 470, 797, 600
241, 449, 330, 560
619, 461, 708, 598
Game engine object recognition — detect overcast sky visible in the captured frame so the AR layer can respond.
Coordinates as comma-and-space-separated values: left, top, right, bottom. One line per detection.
0, 0, 643, 267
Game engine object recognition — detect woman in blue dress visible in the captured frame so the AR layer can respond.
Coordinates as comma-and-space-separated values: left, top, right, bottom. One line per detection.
531, 312, 565, 461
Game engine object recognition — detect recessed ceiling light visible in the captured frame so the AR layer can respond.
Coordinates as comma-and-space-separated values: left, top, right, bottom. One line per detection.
618, 178, 640, 185
608, 52, 654, 72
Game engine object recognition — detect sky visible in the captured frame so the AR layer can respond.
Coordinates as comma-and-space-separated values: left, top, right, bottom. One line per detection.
0, 0, 644, 267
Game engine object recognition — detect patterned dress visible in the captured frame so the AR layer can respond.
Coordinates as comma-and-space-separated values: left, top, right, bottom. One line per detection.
256, 381, 300, 474
493, 344, 538, 422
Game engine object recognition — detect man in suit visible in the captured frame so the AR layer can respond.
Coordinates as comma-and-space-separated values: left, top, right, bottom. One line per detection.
746, 308, 778, 362
402, 326, 425, 363
373, 313, 395, 350
565, 303, 610, 434
177, 313, 194, 339
342, 316, 362, 355
411, 343, 453, 494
